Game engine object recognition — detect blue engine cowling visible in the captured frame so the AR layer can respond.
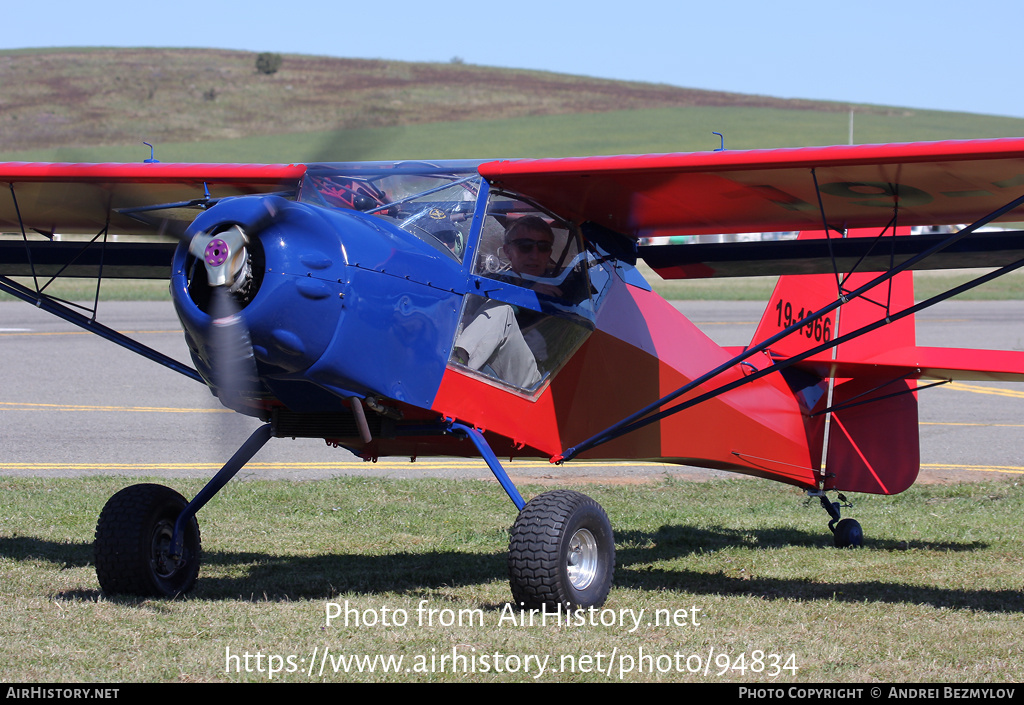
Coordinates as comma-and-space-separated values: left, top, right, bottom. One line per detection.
170, 195, 464, 416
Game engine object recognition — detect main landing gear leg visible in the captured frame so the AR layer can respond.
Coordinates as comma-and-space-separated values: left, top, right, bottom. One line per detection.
447, 421, 615, 609
810, 490, 863, 548
94, 423, 274, 597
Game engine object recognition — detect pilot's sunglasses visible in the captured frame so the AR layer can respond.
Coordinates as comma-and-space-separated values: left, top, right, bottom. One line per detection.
509, 239, 553, 254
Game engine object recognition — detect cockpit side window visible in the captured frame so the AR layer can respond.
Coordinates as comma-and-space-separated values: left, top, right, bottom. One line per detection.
449, 191, 596, 395
301, 175, 390, 211
473, 193, 580, 288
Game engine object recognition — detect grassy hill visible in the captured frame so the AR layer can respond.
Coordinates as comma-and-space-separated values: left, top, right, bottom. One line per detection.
4, 47, 1024, 301
3, 47, 1024, 163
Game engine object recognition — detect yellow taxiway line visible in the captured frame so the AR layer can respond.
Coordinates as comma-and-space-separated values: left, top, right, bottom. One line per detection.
1, 460, 1022, 476
2, 382, 1022, 474
943, 381, 1024, 399
921, 463, 1024, 476
0, 401, 229, 413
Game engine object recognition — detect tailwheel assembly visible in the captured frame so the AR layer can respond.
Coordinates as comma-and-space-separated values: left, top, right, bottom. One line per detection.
813, 491, 863, 548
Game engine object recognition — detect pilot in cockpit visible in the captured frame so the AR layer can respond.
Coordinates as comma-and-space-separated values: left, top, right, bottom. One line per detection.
450, 216, 562, 390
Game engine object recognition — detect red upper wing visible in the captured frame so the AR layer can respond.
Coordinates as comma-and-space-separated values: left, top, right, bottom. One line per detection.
480, 138, 1024, 237
0, 162, 307, 236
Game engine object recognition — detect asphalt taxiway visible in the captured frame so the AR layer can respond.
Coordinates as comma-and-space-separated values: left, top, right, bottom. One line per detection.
0, 298, 1021, 484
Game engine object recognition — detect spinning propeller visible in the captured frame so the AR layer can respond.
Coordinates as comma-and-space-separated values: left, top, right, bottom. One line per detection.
182, 202, 277, 413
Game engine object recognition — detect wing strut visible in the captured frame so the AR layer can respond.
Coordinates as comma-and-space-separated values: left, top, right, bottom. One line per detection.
810, 167, 846, 298
2, 181, 201, 382
8, 183, 41, 292
0, 275, 203, 384
7, 181, 117, 300
556, 190, 1024, 463
810, 166, 913, 315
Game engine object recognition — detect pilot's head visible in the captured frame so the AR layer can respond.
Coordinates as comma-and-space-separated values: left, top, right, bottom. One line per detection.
503, 216, 554, 277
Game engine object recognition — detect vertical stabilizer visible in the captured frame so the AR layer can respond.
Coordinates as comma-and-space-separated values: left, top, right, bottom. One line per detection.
751, 229, 916, 357
752, 229, 920, 495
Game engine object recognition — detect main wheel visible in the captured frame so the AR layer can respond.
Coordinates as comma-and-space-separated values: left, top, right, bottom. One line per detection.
94, 483, 201, 597
832, 518, 863, 548
508, 490, 614, 609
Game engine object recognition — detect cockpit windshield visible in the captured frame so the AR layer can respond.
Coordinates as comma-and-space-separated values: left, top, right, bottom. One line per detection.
300, 161, 486, 261
299, 161, 611, 397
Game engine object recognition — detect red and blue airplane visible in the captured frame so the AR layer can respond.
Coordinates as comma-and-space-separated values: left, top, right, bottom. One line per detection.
3, 137, 1024, 609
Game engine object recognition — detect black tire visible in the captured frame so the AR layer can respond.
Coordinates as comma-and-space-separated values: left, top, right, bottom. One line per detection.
94, 483, 201, 597
508, 490, 615, 609
832, 518, 863, 548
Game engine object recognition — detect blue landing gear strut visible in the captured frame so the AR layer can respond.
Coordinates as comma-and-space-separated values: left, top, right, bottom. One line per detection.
445, 420, 615, 609
446, 421, 525, 510
169, 423, 274, 556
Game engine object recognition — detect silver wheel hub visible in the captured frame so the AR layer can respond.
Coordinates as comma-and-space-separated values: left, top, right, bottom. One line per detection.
150, 520, 177, 578
566, 528, 599, 590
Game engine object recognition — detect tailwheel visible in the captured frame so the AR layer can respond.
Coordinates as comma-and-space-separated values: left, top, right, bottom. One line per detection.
508, 490, 615, 609
832, 518, 863, 549
94, 483, 201, 597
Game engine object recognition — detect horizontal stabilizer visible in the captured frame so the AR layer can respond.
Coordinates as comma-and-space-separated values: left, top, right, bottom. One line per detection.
797, 345, 1024, 384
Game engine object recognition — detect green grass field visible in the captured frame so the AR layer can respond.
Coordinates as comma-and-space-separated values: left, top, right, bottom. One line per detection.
1, 475, 1022, 682
3, 267, 1022, 304
5, 104, 1023, 164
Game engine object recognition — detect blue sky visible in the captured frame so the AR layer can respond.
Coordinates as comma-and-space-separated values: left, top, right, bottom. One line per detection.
7, 0, 1024, 119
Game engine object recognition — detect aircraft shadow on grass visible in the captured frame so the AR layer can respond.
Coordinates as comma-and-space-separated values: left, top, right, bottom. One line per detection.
1, 525, 1016, 613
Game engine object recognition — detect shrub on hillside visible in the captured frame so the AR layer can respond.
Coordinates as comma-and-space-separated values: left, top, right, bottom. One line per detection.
255, 52, 283, 75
